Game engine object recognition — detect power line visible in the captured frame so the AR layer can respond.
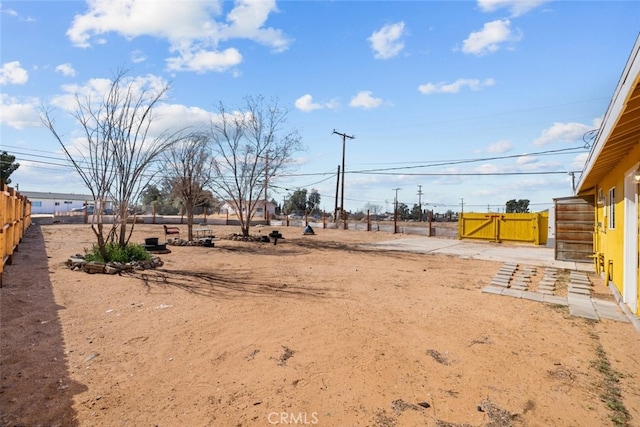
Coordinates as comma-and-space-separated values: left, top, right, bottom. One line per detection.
352, 170, 580, 176
352, 146, 587, 172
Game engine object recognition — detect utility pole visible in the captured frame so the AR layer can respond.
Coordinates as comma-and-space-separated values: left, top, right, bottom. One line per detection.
393, 187, 401, 234
417, 184, 423, 221
333, 129, 354, 221
460, 198, 464, 215
263, 150, 269, 220
334, 165, 340, 221
568, 171, 576, 194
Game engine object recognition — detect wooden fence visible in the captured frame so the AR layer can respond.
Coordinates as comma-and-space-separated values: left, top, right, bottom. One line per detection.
1, 183, 32, 287
458, 212, 548, 245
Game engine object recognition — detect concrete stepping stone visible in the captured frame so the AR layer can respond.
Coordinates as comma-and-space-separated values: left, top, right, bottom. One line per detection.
502, 288, 523, 298
567, 294, 599, 320
543, 295, 568, 305
592, 299, 630, 322
569, 283, 591, 290
568, 287, 591, 296
490, 281, 509, 288
521, 291, 544, 302
482, 286, 505, 295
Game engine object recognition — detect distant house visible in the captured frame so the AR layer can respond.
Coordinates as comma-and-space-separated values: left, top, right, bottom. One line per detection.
575, 34, 640, 316
21, 191, 114, 215
220, 200, 277, 217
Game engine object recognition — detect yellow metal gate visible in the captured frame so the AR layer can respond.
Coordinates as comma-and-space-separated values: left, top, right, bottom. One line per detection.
458, 212, 548, 245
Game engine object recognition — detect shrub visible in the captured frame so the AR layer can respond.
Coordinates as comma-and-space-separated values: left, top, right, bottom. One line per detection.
84, 242, 152, 263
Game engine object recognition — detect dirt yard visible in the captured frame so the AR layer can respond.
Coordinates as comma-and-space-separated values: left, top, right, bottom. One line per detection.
1, 223, 639, 427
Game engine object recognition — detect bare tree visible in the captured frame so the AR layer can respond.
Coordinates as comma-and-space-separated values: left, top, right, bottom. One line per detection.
208, 95, 303, 237
364, 202, 383, 217
41, 69, 180, 259
163, 132, 213, 241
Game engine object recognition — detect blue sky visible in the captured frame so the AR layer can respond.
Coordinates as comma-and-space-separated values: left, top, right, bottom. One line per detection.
1, 0, 639, 214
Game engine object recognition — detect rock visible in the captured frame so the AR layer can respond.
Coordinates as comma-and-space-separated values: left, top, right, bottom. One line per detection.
83, 262, 106, 274
104, 265, 119, 275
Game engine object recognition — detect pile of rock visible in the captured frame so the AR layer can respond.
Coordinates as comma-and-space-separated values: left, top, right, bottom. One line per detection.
167, 238, 214, 246
66, 254, 164, 275
227, 233, 265, 242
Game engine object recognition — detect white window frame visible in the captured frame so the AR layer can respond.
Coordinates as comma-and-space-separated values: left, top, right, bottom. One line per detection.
608, 187, 616, 230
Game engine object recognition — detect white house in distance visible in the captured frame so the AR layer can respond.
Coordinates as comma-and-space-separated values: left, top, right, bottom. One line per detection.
220, 200, 277, 218
21, 191, 109, 214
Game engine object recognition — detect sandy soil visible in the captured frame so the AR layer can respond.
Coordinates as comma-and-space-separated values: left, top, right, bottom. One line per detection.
2, 223, 640, 427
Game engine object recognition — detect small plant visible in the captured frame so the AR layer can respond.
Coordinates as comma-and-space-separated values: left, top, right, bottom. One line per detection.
590, 338, 631, 426
84, 242, 151, 263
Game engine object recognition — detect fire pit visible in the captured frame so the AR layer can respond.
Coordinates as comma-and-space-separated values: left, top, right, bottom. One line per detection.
142, 237, 170, 254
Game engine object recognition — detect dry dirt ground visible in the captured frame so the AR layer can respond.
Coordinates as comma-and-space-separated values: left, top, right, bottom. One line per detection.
1, 223, 640, 427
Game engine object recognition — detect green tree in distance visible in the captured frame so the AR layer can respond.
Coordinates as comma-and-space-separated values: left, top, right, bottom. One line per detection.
505, 199, 530, 213
0, 151, 20, 185
285, 189, 307, 215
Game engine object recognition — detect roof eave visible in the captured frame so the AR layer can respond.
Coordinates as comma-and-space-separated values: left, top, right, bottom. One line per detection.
576, 33, 640, 193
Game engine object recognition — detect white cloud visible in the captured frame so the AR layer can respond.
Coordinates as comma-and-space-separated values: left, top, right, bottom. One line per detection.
294, 94, 322, 112
66, 0, 291, 73
368, 21, 405, 59
349, 91, 383, 109
1, 6, 18, 17
418, 78, 495, 94
0, 61, 28, 85
294, 94, 339, 112
150, 103, 213, 133
571, 152, 589, 170
1, 4, 36, 21
533, 121, 595, 146
166, 47, 242, 73
475, 163, 505, 174
487, 140, 513, 153
477, 0, 549, 17
50, 74, 170, 112
55, 63, 76, 77
462, 19, 520, 56
223, 0, 291, 53
0, 94, 41, 129
516, 154, 537, 165
131, 49, 147, 63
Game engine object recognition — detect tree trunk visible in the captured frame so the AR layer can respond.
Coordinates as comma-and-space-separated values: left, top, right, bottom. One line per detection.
187, 211, 195, 241
94, 223, 109, 261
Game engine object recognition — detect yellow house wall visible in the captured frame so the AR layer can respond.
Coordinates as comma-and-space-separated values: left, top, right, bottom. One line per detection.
593, 143, 640, 312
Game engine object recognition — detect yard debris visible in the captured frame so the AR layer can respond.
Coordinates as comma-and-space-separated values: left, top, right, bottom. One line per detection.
426, 349, 449, 365
478, 398, 520, 427
391, 399, 424, 414
469, 336, 492, 346
278, 346, 294, 366
84, 352, 99, 363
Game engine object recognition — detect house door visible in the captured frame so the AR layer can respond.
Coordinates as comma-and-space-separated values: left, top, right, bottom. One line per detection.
623, 165, 639, 314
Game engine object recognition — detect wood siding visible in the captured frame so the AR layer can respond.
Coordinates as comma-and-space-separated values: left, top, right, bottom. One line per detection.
554, 196, 595, 263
